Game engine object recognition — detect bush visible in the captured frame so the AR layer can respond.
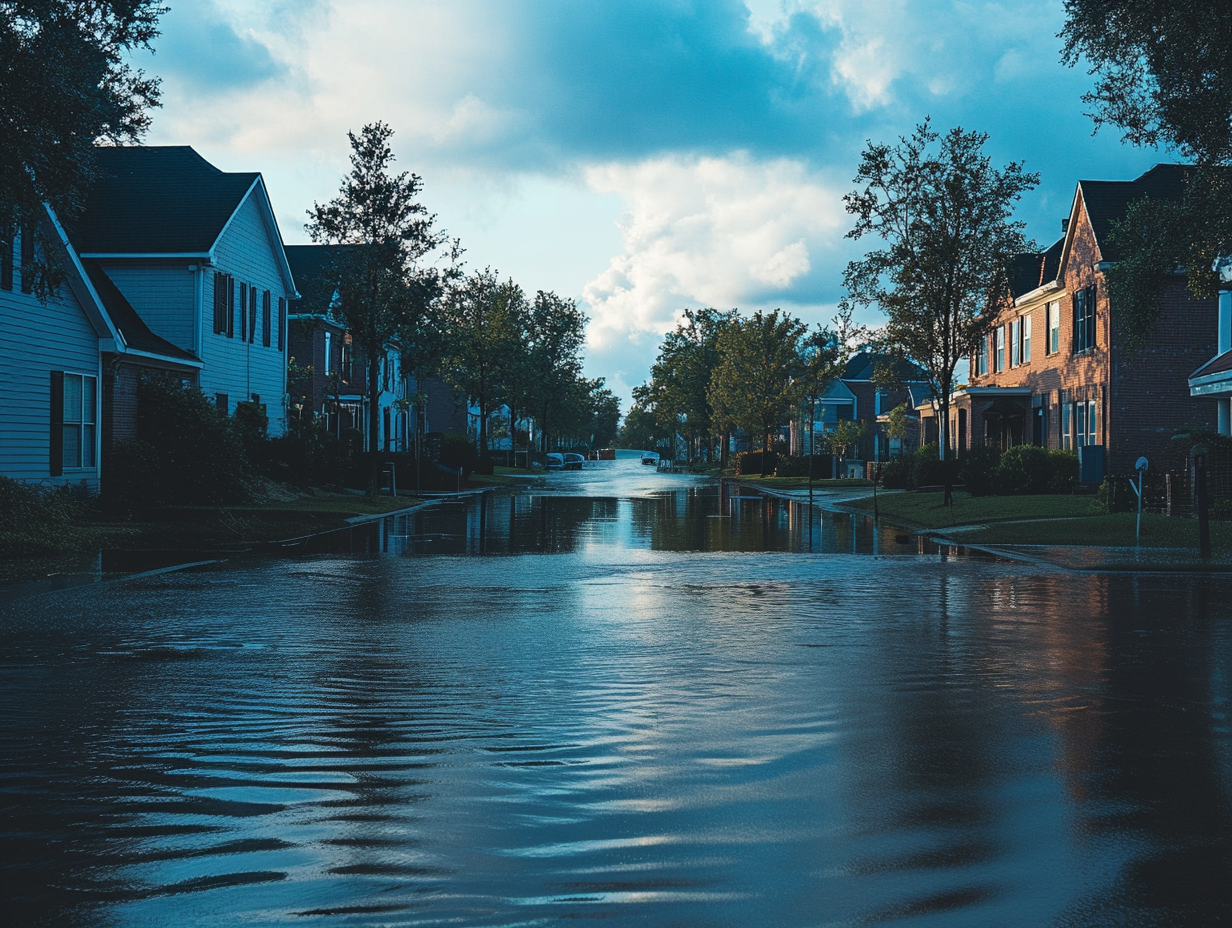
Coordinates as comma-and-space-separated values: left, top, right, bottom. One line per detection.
439, 433, 478, 478
912, 442, 959, 488
774, 454, 831, 478
266, 415, 344, 488
735, 449, 777, 476
879, 457, 912, 489
960, 445, 1002, 496
0, 477, 92, 556
995, 444, 1052, 495
1047, 450, 1078, 493
103, 375, 253, 510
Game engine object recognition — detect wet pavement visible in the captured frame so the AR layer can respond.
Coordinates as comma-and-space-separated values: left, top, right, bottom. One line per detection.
1, 456, 1230, 926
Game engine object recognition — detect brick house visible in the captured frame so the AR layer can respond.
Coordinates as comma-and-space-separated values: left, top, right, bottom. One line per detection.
938, 164, 1220, 480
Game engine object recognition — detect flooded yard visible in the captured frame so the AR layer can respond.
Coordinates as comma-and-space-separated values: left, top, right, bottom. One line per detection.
1, 460, 1230, 925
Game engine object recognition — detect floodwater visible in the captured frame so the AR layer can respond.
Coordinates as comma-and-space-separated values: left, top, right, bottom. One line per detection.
2, 459, 1230, 926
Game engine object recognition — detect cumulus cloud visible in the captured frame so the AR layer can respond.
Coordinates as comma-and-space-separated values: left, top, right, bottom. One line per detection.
581, 154, 846, 350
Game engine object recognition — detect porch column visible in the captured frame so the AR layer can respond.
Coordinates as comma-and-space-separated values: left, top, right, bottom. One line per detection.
1219, 398, 1231, 437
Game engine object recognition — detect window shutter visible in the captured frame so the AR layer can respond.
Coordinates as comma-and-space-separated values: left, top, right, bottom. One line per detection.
49, 371, 64, 477
263, 291, 272, 347
277, 297, 286, 350
213, 272, 225, 333
20, 223, 34, 293
227, 276, 235, 337
239, 283, 248, 340
249, 286, 257, 344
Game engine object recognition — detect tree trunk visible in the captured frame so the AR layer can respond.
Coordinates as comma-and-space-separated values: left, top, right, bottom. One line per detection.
761, 430, 770, 477
938, 391, 952, 506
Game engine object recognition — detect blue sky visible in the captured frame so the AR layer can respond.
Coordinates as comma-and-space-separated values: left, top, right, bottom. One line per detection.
136, 0, 1169, 407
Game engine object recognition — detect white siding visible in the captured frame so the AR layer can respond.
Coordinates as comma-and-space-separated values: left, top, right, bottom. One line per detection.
99, 262, 197, 349
203, 192, 291, 434
0, 279, 101, 489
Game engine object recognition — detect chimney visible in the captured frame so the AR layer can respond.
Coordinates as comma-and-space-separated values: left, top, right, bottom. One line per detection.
1061, 217, 1069, 235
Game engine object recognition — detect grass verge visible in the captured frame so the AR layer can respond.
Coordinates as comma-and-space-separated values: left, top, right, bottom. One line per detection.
734, 476, 874, 490
846, 490, 1092, 528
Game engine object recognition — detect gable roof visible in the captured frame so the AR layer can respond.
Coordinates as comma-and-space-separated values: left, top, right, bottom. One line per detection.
71, 146, 259, 255
81, 260, 200, 366
841, 349, 926, 384
1009, 237, 1065, 300
1076, 164, 1192, 263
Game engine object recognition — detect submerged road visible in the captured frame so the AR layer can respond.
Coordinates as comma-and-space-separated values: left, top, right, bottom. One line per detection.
1, 456, 1230, 926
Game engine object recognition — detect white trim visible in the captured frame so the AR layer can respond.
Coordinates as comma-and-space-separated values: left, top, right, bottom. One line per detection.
44, 205, 125, 348
209, 176, 299, 296
78, 252, 211, 259
122, 347, 203, 369
1013, 279, 1062, 307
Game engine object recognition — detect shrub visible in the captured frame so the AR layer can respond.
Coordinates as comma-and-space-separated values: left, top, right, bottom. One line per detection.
960, 445, 1002, 496
774, 454, 831, 478
879, 457, 912, 489
103, 375, 252, 509
735, 449, 777, 476
266, 415, 344, 488
0, 477, 92, 556
912, 443, 957, 488
439, 433, 478, 478
1047, 450, 1078, 493
996, 444, 1052, 494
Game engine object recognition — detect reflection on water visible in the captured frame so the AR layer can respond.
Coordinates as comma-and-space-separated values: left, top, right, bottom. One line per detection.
306, 485, 924, 557
1, 465, 1230, 926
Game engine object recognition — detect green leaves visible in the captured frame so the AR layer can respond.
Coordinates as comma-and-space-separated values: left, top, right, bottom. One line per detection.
708, 310, 807, 450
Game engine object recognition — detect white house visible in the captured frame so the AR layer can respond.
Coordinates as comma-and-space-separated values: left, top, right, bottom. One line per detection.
70, 146, 297, 434
1, 207, 200, 488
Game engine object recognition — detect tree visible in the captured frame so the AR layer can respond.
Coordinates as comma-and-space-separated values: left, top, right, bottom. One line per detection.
646, 308, 736, 463
525, 290, 587, 453
885, 403, 910, 457
2, 0, 164, 297
828, 418, 867, 468
798, 306, 861, 463
306, 122, 450, 491
1061, 1, 1232, 349
843, 121, 1038, 500
708, 309, 807, 474
441, 269, 525, 457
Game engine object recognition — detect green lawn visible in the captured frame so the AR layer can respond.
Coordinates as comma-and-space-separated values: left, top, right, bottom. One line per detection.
847, 489, 1232, 549
959, 511, 1232, 548
229, 495, 423, 516
845, 490, 1094, 528
734, 476, 874, 490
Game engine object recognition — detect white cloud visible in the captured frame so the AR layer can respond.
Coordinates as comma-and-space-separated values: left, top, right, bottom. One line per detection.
580, 154, 845, 351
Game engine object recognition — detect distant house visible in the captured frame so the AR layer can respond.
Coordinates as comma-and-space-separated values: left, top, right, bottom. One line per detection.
70, 146, 297, 436
791, 351, 929, 462
284, 244, 414, 451
1, 208, 197, 489
1187, 268, 1232, 425
951, 164, 1219, 479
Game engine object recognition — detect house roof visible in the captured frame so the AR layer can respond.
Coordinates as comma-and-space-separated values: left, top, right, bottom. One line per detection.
81, 260, 200, 366
1077, 163, 1193, 263
70, 146, 260, 255
1009, 237, 1065, 299
1190, 348, 1232, 381
284, 244, 364, 316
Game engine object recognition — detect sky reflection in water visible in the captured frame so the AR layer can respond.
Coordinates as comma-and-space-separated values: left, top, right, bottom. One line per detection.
1, 463, 1230, 926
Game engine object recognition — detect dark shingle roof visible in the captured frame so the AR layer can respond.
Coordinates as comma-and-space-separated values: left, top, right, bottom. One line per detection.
1079, 163, 1193, 262
81, 260, 199, 364
284, 243, 365, 315
71, 146, 258, 254
1009, 237, 1065, 299
1191, 348, 1232, 380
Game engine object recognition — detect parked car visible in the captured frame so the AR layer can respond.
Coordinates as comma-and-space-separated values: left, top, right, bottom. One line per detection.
563, 452, 585, 470
544, 453, 564, 470
641, 452, 659, 465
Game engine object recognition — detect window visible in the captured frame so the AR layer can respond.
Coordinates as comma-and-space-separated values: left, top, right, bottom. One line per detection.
995, 325, 1005, 372
1060, 391, 1071, 450
342, 333, 353, 381
49, 372, 96, 474
1047, 300, 1060, 354
262, 290, 272, 347
324, 331, 333, 375
1072, 285, 1096, 354
216, 393, 229, 413
277, 297, 286, 351
1, 220, 12, 290
1010, 318, 1020, 367
977, 336, 988, 377
1021, 313, 1031, 363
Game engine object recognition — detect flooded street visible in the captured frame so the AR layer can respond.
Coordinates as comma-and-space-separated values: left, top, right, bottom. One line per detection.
2, 459, 1231, 926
